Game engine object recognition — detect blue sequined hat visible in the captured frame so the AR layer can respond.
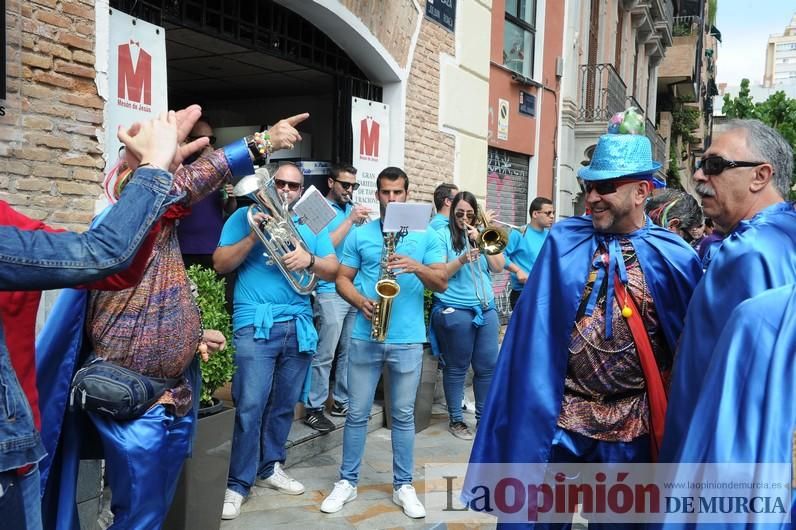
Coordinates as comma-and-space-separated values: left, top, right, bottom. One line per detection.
578, 108, 662, 181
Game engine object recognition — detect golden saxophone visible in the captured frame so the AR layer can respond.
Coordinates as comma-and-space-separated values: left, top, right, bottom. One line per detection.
371, 232, 400, 342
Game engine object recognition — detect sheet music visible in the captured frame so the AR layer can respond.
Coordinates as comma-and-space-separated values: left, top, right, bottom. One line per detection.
383, 202, 433, 232
292, 185, 336, 234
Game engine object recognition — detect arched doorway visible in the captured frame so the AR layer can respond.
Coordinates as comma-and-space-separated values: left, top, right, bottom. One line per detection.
109, 0, 403, 171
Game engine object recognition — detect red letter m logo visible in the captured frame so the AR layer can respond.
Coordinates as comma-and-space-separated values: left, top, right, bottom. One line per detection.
359, 119, 380, 159
117, 43, 152, 105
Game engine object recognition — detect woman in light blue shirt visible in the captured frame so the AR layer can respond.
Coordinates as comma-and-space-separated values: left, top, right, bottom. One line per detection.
431, 191, 505, 440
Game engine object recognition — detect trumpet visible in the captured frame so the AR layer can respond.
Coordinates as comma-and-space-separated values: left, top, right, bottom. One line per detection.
474, 210, 509, 255
232, 168, 318, 295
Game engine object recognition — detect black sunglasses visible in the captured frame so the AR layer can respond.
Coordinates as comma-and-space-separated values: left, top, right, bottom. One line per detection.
582, 178, 640, 195
696, 156, 765, 176
454, 210, 477, 220
274, 178, 301, 191
334, 178, 360, 191
188, 135, 216, 145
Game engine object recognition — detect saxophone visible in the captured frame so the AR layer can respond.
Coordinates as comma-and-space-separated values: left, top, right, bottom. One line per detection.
370, 232, 401, 342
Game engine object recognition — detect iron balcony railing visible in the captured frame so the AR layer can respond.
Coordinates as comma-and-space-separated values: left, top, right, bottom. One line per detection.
672, 15, 701, 37
578, 64, 628, 122
646, 118, 667, 165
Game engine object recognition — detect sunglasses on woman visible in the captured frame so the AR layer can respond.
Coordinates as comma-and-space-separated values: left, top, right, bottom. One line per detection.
454, 211, 477, 220
333, 179, 360, 191
274, 178, 301, 191
696, 156, 764, 176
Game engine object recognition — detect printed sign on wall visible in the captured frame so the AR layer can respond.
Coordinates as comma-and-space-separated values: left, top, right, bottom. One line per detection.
351, 97, 390, 215
497, 98, 509, 141
105, 9, 168, 162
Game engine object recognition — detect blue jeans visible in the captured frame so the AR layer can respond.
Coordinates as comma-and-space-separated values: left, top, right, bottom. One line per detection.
340, 339, 422, 488
227, 322, 311, 496
89, 404, 194, 529
432, 307, 499, 422
307, 292, 356, 410
0, 464, 40, 530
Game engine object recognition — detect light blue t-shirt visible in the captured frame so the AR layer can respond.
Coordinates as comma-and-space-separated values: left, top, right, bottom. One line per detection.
433, 227, 494, 307
219, 207, 334, 331
341, 220, 445, 343
316, 199, 354, 294
429, 213, 449, 231
503, 225, 549, 291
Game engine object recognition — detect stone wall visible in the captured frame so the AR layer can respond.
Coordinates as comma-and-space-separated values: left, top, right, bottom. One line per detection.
1, 0, 102, 231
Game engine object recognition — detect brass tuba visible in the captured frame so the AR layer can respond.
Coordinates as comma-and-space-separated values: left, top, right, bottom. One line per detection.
371, 232, 400, 342
232, 168, 318, 295
475, 210, 509, 255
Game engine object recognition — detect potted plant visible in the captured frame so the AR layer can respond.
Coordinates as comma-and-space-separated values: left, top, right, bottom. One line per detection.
165, 265, 236, 530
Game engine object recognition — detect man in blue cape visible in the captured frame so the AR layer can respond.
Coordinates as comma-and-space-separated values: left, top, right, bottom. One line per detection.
658, 285, 796, 529
662, 119, 796, 464
464, 113, 702, 527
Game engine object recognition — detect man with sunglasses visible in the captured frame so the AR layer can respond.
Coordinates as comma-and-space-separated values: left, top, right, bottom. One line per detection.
466, 127, 702, 523
304, 164, 370, 433
503, 196, 554, 309
215, 162, 339, 519
661, 119, 796, 467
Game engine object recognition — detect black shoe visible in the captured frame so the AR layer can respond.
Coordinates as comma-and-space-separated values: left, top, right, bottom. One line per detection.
330, 401, 348, 417
304, 410, 335, 433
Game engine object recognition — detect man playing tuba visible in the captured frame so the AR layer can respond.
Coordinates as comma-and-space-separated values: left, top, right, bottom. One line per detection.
215, 162, 339, 520
321, 166, 447, 519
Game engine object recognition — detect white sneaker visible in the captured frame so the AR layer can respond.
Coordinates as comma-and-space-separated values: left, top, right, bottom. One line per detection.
393, 484, 426, 518
255, 462, 305, 495
320, 479, 357, 513
221, 488, 246, 520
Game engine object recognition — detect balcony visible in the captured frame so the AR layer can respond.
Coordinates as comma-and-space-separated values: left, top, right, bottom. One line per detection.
576, 64, 668, 172
578, 64, 628, 122
658, 15, 703, 99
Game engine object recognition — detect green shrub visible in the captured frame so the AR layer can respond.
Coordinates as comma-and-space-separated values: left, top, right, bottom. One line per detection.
186, 264, 235, 406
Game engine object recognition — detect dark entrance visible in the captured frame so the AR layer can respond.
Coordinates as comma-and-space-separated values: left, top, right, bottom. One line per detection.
110, 0, 382, 176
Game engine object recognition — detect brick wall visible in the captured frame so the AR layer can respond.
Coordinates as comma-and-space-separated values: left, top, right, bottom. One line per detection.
404, 13, 456, 202
1, 0, 102, 231
341, 0, 418, 69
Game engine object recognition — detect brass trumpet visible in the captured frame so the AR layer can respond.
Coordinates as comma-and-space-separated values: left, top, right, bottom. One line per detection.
475, 210, 509, 255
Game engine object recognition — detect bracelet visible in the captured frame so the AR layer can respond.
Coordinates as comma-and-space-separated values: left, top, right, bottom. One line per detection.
247, 131, 272, 165
308, 254, 316, 270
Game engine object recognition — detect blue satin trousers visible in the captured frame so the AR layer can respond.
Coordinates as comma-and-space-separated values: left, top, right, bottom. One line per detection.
89, 404, 194, 530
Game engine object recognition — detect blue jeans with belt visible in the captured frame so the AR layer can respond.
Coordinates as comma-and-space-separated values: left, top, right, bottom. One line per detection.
227, 322, 311, 496
431, 306, 499, 422
340, 339, 422, 488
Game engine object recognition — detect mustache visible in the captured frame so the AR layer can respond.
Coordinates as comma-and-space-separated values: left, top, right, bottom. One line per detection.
695, 183, 716, 197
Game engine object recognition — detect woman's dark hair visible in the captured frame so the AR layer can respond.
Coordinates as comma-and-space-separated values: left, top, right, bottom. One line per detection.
448, 191, 479, 254
645, 189, 703, 242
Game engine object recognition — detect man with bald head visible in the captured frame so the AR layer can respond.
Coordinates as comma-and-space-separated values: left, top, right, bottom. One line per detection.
662, 119, 796, 463
214, 162, 339, 519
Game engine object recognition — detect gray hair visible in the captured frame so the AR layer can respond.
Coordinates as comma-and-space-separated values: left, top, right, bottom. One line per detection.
724, 119, 793, 198
646, 189, 703, 239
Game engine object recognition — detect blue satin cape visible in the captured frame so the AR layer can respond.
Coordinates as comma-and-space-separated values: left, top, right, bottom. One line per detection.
662, 202, 796, 462
656, 285, 796, 529
35, 289, 201, 530
464, 216, 702, 498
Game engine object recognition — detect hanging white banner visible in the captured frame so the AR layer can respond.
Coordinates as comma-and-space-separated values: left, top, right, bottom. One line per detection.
105, 8, 168, 162
351, 97, 390, 214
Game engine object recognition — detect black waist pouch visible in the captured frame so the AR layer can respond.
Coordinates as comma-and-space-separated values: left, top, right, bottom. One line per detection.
70, 357, 179, 420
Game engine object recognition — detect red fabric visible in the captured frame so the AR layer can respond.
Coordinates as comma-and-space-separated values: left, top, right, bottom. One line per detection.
614, 275, 667, 460
0, 201, 160, 430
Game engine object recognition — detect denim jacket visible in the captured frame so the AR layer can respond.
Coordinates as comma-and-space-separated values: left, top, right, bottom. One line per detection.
0, 167, 179, 472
